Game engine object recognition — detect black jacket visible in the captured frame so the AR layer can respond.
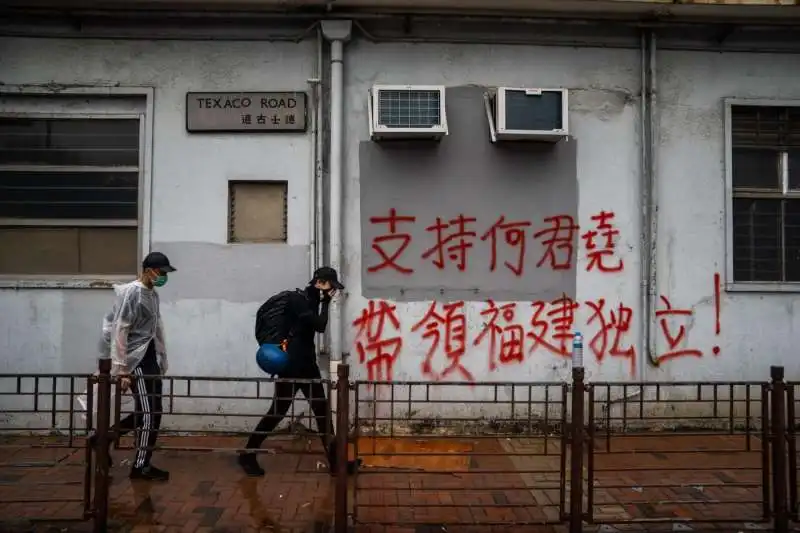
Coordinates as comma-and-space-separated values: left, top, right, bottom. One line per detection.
285, 287, 330, 367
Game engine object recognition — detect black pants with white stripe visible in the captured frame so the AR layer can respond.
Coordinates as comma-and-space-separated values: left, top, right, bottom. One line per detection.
113, 341, 163, 469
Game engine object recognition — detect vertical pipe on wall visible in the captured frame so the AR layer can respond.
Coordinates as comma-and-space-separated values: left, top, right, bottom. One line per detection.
308, 26, 321, 282
638, 31, 650, 381
315, 27, 325, 272
329, 39, 344, 366
321, 20, 353, 369
310, 26, 326, 361
647, 31, 659, 373
639, 29, 659, 377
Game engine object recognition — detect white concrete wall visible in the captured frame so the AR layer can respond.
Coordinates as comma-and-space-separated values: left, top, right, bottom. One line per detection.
1, 34, 799, 430
0, 37, 317, 430
342, 42, 800, 397
344, 42, 641, 394
656, 50, 800, 381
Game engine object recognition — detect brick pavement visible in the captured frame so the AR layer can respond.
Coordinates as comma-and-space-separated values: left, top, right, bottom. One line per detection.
0, 433, 796, 532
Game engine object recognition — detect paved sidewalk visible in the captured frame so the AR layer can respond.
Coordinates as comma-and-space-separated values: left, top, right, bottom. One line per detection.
0, 433, 791, 532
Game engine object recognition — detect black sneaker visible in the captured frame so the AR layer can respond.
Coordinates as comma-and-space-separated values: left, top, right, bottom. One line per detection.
88, 434, 114, 468
238, 452, 265, 477
130, 465, 170, 481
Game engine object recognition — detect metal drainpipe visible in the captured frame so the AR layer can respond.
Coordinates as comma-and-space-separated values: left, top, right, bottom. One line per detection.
308, 27, 322, 283
314, 26, 325, 272
639, 29, 659, 375
320, 20, 353, 382
311, 27, 325, 358
646, 30, 659, 373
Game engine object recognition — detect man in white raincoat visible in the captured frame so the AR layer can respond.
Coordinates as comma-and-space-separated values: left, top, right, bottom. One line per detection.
92, 251, 175, 481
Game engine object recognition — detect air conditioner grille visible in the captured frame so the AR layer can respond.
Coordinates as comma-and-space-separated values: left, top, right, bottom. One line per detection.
504, 90, 563, 131
377, 89, 442, 129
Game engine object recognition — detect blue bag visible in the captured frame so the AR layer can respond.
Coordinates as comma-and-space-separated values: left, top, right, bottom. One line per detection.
256, 343, 290, 376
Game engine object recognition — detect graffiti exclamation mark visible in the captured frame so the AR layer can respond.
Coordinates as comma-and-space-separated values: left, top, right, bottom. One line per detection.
712, 272, 721, 356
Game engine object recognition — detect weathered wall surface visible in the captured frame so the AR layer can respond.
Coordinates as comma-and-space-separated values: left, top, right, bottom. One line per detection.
0, 37, 317, 429
1, 31, 800, 429
359, 86, 578, 303
343, 41, 800, 402
344, 41, 643, 391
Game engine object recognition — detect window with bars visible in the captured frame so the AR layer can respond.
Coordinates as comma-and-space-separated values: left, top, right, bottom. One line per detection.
0, 115, 141, 276
731, 104, 800, 284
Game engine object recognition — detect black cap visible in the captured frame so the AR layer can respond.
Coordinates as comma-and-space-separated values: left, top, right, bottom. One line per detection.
313, 266, 344, 290
142, 251, 176, 273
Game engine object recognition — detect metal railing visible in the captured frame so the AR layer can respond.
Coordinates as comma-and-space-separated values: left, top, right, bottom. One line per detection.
0, 373, 95, 522
351, 380, 569, 528
0, 362, 797, 533
586, 379, 769, 526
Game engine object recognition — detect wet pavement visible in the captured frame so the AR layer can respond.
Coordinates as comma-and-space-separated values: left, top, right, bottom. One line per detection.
0, 433, 792, 532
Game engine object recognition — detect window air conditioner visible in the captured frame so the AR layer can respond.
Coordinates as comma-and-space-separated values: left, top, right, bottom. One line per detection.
485, 87, 569, 143
368, 85, 448, 141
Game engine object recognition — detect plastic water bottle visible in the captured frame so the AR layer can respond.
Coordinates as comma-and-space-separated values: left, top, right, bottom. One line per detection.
572, 332, 584, 368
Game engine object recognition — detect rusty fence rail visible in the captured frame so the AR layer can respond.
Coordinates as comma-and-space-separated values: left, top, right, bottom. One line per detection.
1, 363, 798, 533
787, 381, 800, 523
0, 372, 95, 522
109, 374, 336, 456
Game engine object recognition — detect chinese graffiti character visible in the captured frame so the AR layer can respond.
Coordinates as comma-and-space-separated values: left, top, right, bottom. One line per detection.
481, 216, 532, 277
352, 300, 403, 382
367, 208, 417, 274
534, 215, 579, 271
411, 301, 474, 383
527, 296, 579, 358
257, 114, 267, 125
653, 295, 702, 364
241, 114, 252, 125
585, 299, 636, 376
286, 114, 296, 125
271, 115, 281, 125
474, 300, 525, 372
582, 210, 623, 273
421, 214, 477, 272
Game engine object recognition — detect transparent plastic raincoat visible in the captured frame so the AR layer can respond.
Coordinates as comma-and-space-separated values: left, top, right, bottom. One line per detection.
100, 281, 167, 375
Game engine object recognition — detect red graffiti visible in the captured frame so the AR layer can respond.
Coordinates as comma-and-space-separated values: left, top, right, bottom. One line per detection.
422, 214, 478, 271
549, 295, 580, 355
653, 295, 702, 364
480, 216, 532, 277
527, 297, 579, 358
474, 300, 526, 372
411, 301, 474, 382
582, 210, 623, 273
534, 215, 579, 271
352, 300, 403, 381
368, 208, 417, 274
585, 299, 636, 377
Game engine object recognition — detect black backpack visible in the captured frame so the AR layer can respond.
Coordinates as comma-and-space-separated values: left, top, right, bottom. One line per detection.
254, 289, 302, 346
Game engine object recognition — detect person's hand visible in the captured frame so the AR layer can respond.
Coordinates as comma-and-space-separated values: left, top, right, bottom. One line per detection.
118, 374, 132, 392
321, 289, 337, 302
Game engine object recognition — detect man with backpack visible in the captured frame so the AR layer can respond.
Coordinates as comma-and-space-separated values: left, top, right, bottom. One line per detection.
239, 266, 358, 477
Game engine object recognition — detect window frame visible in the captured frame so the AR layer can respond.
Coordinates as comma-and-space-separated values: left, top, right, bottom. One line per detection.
725, 97, 800, 293
0, 85, 154, 289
